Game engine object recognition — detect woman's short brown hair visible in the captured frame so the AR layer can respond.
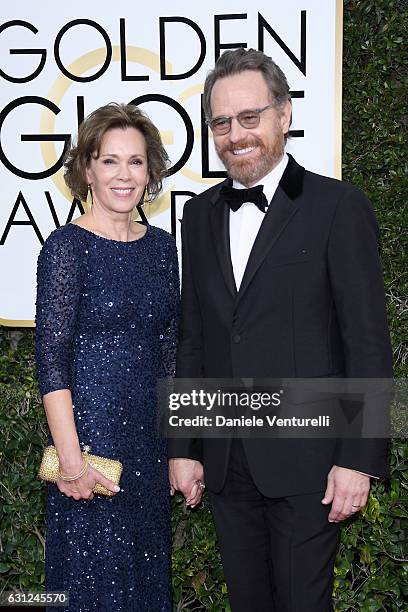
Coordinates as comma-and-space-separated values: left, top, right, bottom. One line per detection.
64, 103, 169, 202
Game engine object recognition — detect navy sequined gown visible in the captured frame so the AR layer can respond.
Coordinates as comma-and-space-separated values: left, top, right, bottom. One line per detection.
35, 223, 179, 612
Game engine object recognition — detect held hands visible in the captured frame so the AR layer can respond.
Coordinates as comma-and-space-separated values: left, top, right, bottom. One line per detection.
169, 458, 205, 508
322, 465, 370, 522
57, 462, 120, 501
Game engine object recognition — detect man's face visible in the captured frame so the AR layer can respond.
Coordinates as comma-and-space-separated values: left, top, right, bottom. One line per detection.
210, 70, 291, 187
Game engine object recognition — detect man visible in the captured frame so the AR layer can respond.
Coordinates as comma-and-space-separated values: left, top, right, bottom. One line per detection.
168, 49, 392, 611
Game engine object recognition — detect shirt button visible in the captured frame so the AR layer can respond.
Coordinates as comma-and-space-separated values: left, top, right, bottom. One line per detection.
233, 334, 241, 343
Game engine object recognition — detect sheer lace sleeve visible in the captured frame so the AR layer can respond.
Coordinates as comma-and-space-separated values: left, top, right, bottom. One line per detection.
35, 228, 82, 396
160, 237, 180, 377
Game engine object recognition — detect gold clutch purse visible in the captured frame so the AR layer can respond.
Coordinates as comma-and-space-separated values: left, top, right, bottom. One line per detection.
39, 445, 123, 497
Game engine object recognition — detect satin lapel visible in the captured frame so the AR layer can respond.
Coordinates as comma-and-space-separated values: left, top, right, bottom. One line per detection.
209, 192, 237, 299
236, 186, 299, 303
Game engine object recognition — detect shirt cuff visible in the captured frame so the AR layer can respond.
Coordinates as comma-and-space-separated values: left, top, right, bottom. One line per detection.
352, 470, 379, 479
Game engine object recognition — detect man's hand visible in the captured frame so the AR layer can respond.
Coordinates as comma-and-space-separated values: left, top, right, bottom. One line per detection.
321, 465, 370, 522
169, 458, 205, 508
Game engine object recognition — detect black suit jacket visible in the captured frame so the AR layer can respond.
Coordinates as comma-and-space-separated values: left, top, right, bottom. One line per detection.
168, 155, 393, 497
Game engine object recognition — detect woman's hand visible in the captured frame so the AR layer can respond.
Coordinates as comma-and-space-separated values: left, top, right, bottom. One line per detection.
57, 463, 120, 501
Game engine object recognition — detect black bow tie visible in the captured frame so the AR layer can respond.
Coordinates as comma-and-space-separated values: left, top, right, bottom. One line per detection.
220, 184, 268, 213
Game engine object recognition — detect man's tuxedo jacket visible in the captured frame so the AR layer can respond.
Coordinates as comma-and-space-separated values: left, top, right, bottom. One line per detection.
168, 155, 393, 497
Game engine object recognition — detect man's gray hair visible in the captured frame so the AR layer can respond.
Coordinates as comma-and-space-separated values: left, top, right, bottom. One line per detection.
203, 48, 291, 121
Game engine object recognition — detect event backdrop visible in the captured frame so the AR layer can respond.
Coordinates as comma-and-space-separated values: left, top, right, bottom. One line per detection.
0, 0, 342, 325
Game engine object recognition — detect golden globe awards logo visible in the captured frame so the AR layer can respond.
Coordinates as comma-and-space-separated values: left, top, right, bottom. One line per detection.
0, 2, 341, 324
0, 14, 307, 245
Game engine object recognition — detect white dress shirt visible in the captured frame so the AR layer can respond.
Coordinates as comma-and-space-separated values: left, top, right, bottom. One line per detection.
229, 153, 288, 290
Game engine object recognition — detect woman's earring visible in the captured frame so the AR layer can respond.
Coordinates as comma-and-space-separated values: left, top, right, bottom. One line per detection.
86, 184, 93, 212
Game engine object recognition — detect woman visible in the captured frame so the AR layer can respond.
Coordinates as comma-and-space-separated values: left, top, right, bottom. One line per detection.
35, 103, 178, 611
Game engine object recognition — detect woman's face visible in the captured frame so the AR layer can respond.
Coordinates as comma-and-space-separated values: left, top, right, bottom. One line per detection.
86, 127, 149, 214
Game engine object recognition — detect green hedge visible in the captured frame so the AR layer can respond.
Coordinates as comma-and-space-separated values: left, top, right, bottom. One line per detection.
1, 1, 407, 609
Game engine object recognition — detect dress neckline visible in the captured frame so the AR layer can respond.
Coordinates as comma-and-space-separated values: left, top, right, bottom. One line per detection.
69, 222, 149, 244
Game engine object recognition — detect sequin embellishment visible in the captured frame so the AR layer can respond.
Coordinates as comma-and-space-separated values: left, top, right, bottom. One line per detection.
35, 223, 179, 611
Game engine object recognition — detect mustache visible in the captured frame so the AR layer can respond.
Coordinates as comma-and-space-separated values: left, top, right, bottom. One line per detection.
218, 137, 263, 156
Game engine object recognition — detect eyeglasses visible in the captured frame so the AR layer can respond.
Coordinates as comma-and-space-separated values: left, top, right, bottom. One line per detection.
207, 103, 276, 135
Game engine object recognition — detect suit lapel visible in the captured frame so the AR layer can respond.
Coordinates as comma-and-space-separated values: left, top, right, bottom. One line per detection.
209, 181, 237, 299
237, 154, 305, 303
